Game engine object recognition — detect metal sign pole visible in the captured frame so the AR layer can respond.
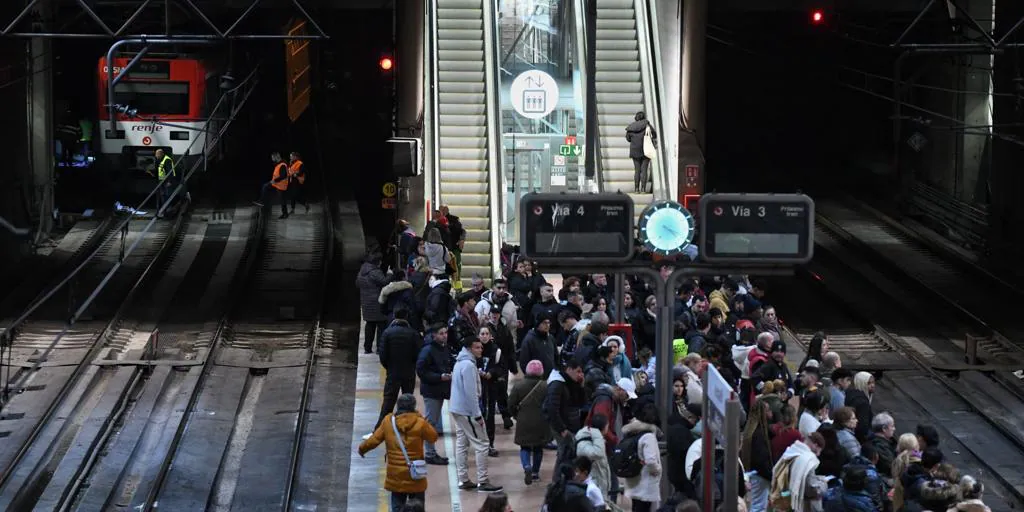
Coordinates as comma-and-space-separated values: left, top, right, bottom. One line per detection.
614, 272, 625, 323
702, 369, 714, 512
723, 397, 742, 512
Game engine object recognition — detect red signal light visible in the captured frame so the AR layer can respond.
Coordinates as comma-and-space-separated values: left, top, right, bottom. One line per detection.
379, 57, 393, 71
811, 9, 825, 24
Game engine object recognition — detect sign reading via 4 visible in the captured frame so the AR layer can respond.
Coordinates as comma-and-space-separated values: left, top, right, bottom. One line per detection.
558, 144, 582, 157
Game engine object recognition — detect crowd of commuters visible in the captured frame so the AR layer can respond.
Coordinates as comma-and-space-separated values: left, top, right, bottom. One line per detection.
355, 225, 992, 512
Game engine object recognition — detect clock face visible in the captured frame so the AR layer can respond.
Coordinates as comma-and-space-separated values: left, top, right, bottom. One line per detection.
639, 201, 695, 255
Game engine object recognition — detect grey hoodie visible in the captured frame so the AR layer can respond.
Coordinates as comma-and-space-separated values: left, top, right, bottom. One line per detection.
450, 347, 481, 417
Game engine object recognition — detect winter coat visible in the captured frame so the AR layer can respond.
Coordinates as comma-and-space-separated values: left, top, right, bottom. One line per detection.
544, 370, 586, 434
485, 319, 518, 375
416, 339, 452, 400
625, 119, 657, 160
575, 426, 612, 500
474, 290, 518, 328
450, 347, 481, 417
837, 427, 861, 459
358, 411, 438, 494
379, 280, 418, 328
844, 389, 873, 442
770, 423, 804, 461
508, 376, 552, 447
948, 500, 992, 512
586, 384, 620, 446
912, 476, 960, 512
868, 433, 897, 480
743, 422, 775, 480
583, 359, 616, 397
356, 262, 388, 322
823, 488, 876, 512
631, 310, 658, 353
378, 319, 421, 380
519, 328, 557, 378
842, 455, 888, 512
666, 413, 697, 497
423, 279, 455, 327
622, 419, 663, 503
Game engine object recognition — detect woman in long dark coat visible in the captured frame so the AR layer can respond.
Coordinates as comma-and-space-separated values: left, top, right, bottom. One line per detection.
356, 252, 389, 354
508, 359, 553, 485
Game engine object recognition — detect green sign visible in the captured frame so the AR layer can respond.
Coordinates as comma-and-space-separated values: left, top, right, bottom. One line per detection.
558, 144, 582, 157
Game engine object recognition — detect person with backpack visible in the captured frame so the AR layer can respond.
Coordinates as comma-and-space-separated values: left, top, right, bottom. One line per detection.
544, 462, 599, 512
619, 402, 663, 511
685, 441, 748, 509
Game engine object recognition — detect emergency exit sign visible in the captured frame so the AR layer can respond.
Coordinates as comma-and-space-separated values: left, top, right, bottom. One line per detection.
558, 144, 582, 157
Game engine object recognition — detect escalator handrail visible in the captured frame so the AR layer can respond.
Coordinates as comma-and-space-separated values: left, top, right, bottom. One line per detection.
634, 0, 670, 201
642, 0, 673, 199
427, 0, 442, 208
582, 0, 602, 193
483, 0, 503, 278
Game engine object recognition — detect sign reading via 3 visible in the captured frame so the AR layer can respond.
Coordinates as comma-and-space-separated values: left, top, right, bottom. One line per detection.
510, 70, 559, 120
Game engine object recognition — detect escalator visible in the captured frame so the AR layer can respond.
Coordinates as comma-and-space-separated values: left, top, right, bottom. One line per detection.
428, 0, 501, 283
593, 0, 669, 218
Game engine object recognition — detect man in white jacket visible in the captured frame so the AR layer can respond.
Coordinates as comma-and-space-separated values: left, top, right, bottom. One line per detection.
450, 336, 504, 492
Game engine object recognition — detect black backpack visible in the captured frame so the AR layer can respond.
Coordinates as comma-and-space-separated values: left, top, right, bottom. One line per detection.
691, 449, 727, 507
611, 431, 646, 478
545, 476, 588, 510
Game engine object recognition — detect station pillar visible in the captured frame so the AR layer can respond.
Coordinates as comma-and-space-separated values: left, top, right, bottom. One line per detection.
678, 0, 707, 203
395, 0, 426, 232
990, 0, 1024, 265
956, 0, 994, 204
27, 2, 54, 233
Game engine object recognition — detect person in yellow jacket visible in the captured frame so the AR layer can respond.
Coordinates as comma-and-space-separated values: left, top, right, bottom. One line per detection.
254, 152, 290, 218
358, 393, 438, 510
153, 149, 176, 215
287, 151, 309, 214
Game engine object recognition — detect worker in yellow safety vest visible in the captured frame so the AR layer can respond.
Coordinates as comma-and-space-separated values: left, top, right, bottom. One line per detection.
287, 151, 309, 215
254, 152, 290, 219
153, 149, 177, 215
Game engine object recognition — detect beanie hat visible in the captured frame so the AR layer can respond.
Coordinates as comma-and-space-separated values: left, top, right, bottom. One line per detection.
526, 359, 544, 377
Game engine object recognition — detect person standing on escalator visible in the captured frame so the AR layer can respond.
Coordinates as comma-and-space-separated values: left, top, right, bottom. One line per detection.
625, 111, 658, 194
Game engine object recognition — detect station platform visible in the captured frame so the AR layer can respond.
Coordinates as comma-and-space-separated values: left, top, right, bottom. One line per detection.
346, 350, 548, 512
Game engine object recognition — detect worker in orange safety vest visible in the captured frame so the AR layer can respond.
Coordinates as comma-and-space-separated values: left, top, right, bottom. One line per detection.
287, 151, 309, 215
254, 152, 290, 219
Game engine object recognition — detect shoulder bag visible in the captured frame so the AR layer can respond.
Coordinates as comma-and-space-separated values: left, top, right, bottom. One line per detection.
391, 415, 429, 480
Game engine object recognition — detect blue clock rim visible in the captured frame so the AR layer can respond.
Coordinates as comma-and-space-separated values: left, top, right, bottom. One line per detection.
638, 201, 695, 254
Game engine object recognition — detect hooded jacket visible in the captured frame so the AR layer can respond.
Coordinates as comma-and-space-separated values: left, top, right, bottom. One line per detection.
379, 280, 416, 326
378, 319, 421, 379
423, 279, 455, 327
450, 347, 481, 417
358, 411, 438, 494
585, 384, 620, 446
575, 426, 612, 501
416, 336, 452, 400
621, 419, 663, 503
544, 369, 585, 434
474, 289, 518, 327
520, 327, 557, 378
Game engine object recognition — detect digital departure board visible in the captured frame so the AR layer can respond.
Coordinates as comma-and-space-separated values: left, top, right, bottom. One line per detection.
698, 193, 814, 264
520, 193, 634, 263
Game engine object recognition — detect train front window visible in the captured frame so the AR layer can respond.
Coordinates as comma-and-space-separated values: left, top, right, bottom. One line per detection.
112, 82, 190, 116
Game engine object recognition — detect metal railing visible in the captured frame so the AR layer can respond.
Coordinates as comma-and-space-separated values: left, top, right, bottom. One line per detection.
483, 0, 503, 278
634, 0, 670, 201
0, 65, 260, 346
573, 0, 591, 192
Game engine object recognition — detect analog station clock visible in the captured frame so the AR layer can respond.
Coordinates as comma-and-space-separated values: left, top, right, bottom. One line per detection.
638, 200, 695, 256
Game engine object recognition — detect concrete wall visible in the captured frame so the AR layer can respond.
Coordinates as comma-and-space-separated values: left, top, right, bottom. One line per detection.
0, 37, 32, 268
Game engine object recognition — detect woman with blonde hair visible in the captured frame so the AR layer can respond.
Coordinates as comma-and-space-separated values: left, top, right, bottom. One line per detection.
890, 433, 921, 510
844, 371, 875, 441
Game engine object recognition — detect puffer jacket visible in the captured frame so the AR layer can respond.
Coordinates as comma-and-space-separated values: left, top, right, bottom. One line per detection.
379, 280, 418, 327
356, 262, 388, 322
912, 477, 960, 512
622, 419, 663, 503
358, 411, 438, 493
842, 455, 888, 512
823, 488, 877, 512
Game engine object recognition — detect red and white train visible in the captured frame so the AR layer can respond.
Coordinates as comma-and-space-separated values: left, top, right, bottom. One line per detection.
97, 56, 218, 172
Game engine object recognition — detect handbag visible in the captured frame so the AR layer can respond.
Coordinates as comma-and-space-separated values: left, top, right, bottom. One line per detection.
643, 124, 657, 160
391, 415, 429, 480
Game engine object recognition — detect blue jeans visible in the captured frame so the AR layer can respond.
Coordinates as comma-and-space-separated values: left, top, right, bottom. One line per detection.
390, 492, 424, 512
519, 445, 544, 473
423, 397, 444, 457
749, 474, 770, 512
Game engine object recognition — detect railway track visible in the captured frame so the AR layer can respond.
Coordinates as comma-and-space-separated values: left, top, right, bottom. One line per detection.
772, 230, 1024, 509
0, 205, 249, 510
816, 198, 1024, 359
5, 201, 336, 511
0, 216, 116, 320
